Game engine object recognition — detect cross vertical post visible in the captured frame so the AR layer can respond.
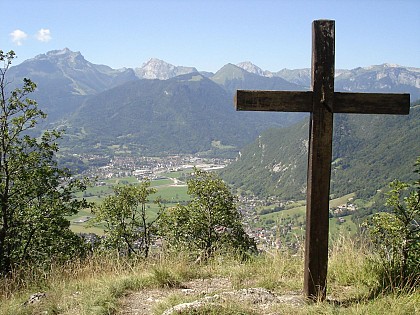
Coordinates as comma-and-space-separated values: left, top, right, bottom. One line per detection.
304, 20, 335, 300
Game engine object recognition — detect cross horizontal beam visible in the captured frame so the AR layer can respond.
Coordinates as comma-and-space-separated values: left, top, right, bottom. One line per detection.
235, 90, 410, 115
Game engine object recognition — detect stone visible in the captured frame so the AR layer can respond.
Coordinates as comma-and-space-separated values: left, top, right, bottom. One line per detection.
23, 292, 47, 306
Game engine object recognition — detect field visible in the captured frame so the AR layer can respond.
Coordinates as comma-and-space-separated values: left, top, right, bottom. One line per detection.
70, 172, 191, 235
71, 172, 359, 242
255, 193, 358, 240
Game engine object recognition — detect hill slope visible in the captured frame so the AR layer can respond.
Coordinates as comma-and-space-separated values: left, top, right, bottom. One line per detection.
221, 104, 420, 199
62, 73, 302, 155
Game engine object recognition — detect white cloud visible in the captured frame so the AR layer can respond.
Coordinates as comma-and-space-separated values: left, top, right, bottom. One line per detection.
35, 28, 52, 42
10, 29, 28, 46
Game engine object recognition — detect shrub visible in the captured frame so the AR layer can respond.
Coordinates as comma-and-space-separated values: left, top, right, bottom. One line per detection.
364, 157, 420, 290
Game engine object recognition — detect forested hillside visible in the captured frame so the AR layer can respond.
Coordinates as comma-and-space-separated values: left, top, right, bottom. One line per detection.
221, 102, 420, 200
61, 72, 302, 156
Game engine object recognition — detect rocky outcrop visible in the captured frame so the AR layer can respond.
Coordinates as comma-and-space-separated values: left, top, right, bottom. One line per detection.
162, 287, 305, 314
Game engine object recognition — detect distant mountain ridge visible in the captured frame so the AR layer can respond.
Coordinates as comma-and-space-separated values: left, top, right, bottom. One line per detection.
8, 48, 138, 121
235, 61, 420, 100
14, 48, 138, 95
11, 48, 420, 99
6, 48, 420, 156
62, 72, 302, 155
211, 63, 306, 95
132, 58, 420, 101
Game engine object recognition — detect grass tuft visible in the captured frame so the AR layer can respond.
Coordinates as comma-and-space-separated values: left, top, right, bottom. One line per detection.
0, 235, 419, 315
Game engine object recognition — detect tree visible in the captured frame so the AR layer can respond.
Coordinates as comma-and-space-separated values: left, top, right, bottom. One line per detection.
160, 168, 256, 259
0, 50, 89, 274
364, 156, 420, 289
90, 181, 163, 258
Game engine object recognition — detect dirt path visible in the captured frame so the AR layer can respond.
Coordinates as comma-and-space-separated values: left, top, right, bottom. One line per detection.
118, 278, 306, 315
118, 278, 233, 315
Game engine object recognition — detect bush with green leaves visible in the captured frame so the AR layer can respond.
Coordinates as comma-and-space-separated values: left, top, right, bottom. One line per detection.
364, 157, 420, 290
0, 50, 89, 274
90, 181, 163, 258
159, 168, 257, 259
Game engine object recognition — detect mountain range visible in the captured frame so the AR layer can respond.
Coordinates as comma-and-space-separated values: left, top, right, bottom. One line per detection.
235, 61, 420, 99
63, 72, 301, 156
8, 48, 137, 121
7, 48, 420, 161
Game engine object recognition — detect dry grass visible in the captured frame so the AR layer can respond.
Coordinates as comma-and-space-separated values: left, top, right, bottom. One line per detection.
0, 236, 418, 315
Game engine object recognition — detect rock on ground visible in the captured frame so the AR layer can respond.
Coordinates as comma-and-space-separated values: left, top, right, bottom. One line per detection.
118, 278, 305, 315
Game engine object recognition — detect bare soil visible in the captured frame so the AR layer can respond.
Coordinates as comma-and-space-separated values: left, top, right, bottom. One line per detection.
118, 277, 306, 315
118, 277, 233, 315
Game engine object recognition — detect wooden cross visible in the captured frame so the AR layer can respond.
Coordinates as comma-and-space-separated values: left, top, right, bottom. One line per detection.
235, 20, 410, 301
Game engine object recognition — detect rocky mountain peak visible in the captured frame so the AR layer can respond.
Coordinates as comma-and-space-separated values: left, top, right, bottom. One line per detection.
25, 48, 88, 72
46, 47, 78, 56
236, 61, 265, 76
135, 58, 197, 80
38, 48, 84, 63
12, 48, 138, 96
140, 58, 175, 79
381, 63, 400, 68
143, 58, 170, 67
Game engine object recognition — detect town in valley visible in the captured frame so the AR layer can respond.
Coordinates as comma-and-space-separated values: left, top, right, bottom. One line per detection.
70, 153, 358, 251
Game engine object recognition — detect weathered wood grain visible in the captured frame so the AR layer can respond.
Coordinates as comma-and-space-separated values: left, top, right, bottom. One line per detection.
304, 19, 335, 301
236, 91, 410, 115
334, 92, 410, 114
235, 90, 312, 112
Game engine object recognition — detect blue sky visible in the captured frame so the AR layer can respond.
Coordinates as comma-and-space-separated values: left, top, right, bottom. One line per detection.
2, 0, 419, 72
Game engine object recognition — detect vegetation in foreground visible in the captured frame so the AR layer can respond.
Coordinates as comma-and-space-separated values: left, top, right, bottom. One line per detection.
363, 157, 420, 291
0, 50, 90, 275
0, 236, 418, 315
